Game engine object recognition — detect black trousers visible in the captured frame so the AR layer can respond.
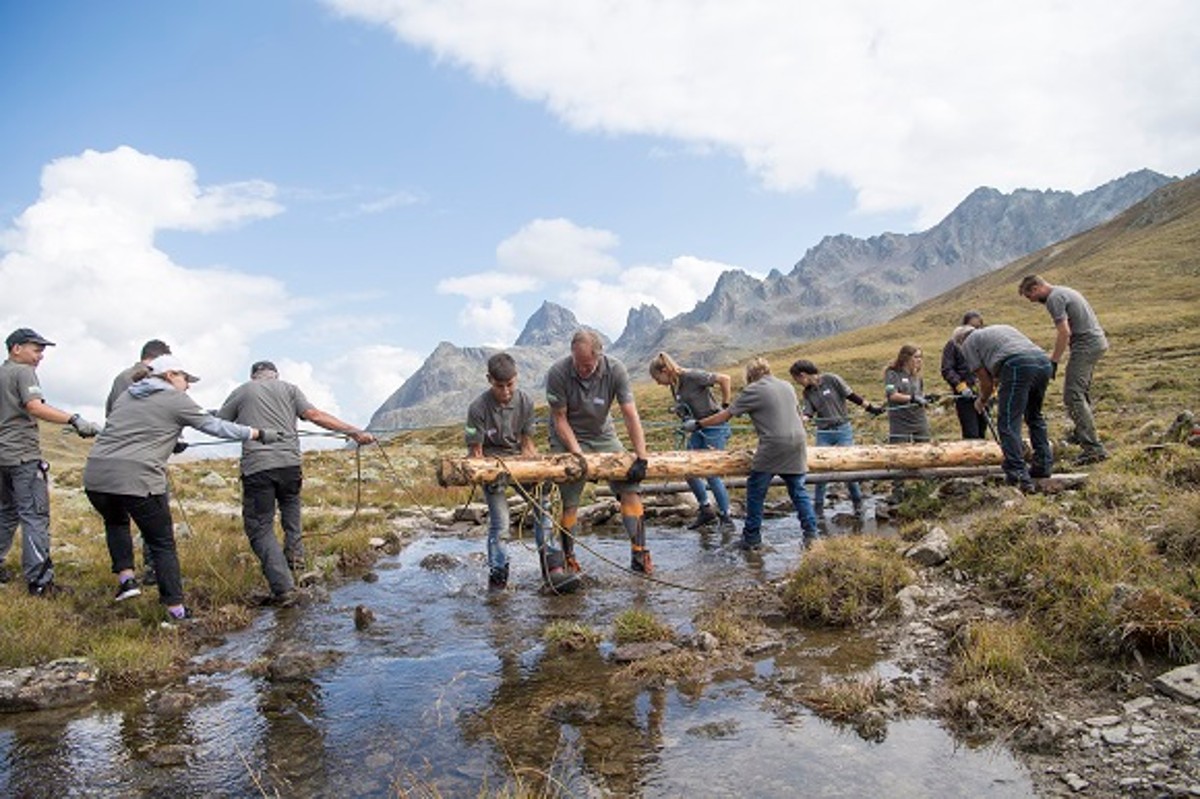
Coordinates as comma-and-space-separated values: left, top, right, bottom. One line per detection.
86, 491, 183, 605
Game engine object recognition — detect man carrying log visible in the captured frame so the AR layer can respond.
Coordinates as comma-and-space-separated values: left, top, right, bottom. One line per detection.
465, 352, 557, 591
955, 323, 1053, 494
545, 329, 653, 575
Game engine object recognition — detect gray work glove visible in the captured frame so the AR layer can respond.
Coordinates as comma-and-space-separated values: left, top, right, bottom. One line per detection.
681, 419, 699, 433
912, 395, 930, 407
68, 414, 102, 438
257, 429, 285, 444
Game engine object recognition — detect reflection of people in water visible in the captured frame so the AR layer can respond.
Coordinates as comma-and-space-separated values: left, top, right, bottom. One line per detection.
460, 600, 666, 795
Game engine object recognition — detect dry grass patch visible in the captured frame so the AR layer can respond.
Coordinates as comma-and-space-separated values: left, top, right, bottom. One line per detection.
781, 537, 915, 626
801, 675, 884, 722
695, 606, 767, 649
612, 609, 674, 644
542, 621, 601, 652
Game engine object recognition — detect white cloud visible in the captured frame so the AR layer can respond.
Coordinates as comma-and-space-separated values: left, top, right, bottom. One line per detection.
563, 255, 750, 337
457, 297, 520, 347
436, 271, 541, 300
496, 218, 620, 279
329, 0, 1200, 226
323, 344, 425, 426
0, 146, 290, 419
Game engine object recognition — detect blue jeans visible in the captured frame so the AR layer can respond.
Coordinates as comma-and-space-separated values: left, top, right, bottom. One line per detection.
484, 480, 549, 573
996, 353, 1054, 484
686, 422, 731, 516
0, 460, 53, 587
742, 471, 819, 547
812, 423, 862, 508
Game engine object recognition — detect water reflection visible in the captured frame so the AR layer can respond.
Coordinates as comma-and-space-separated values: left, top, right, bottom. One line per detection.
0, 517, 1034, 797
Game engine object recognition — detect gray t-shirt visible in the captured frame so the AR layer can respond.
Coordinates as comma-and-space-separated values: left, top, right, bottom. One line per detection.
545, 354, 634, 450
465, 387, 536, 457
884, 367, 930, 441
85, 382, 253, 495
1045, 286, 1108, 350
802, 373, 855, 430
106, 362, 143, 416
961, 325, 1046, 376
675, 369, 723, 419
218, 378, 316, 476
728, 374, 807, 474
0, 359, 44, 465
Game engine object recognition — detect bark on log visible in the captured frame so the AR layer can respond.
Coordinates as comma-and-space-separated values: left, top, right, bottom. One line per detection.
437, 440, 1003, 486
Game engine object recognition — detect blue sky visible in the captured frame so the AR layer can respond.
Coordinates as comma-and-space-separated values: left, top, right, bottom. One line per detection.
2, 0, 1197, 431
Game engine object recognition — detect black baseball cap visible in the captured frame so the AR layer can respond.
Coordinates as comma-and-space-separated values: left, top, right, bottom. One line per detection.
6, 328, 55, 351
251, 360, 278, 377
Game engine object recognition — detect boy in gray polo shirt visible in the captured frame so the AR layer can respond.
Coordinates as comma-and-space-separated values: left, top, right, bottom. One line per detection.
546, 330, 652, 574
0, 328, 101, 595
466, 352, 555, 591
218, 360, 374, 602
1019, 274, 1109, 464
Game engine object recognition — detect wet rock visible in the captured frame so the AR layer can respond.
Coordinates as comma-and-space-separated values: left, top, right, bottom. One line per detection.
1123, 696, 1156, 715
895, 584, 927, 618
354, 605, 375, 630
368, 537, 387, 549
361, 571, 379, 583
420, 553, 462, 571
1154, 663, 1200, 703
743, 640, 783, 658
610, 641, 677, 663
265, 644, 343, 682
905, 527, 950, 566
199, 471, 227, 488
1062, 772, 1090, 791
144, 744, 192, 767
681, 631, 720, 652
686, 719, 739, 739
0, 658, 99, 712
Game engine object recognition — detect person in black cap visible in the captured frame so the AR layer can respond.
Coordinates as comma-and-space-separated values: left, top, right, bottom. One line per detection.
941, 311, 987, 439
217, 360, 375, 603
0, 328, 101, 595
105, 338, 173, 586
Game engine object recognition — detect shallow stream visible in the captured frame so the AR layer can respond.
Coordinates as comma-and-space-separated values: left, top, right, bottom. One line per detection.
0, 504, 1035, 797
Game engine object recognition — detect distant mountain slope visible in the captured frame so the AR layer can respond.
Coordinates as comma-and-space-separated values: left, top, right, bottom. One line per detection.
369, 170, 1174, 431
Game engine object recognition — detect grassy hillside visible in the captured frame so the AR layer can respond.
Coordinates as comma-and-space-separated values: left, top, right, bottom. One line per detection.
633, 172, 1200, 456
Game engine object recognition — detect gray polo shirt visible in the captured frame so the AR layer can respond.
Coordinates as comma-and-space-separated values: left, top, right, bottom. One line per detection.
545, 354, 633, 450
0, 359, 44, 466
85, 380, 253, 495
885, 367, 930, 441
465, 387, 536, 457
802, 373, 855, 430
961, 325, 1046, 376
675, 369, 723, 419
218, 377, 315, 476
106, 362, 143, 416
728, 374, 807, 474
1045, 286, 1108, 350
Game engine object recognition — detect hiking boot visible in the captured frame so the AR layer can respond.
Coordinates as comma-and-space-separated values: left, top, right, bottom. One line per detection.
28, 581, 66, 598
1072, 450, 1109, 467
1029, 466, 1052, 479
114, 577, 142, 602
687, 505, 718, 530
716, 513, 736, 533
630, 549, 654, 575
739, 538, 762, 552
161, 607, 194, 627
488, 564, 509, 591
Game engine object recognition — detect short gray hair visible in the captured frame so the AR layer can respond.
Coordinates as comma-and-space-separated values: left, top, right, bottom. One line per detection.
952, 325, 977, 346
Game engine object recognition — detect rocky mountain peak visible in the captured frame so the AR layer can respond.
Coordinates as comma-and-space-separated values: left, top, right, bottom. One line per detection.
514, 301, 580, 347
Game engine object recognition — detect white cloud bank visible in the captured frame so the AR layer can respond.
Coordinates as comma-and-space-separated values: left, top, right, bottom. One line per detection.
328, 0, 1200, 226
0, 146, 418, 431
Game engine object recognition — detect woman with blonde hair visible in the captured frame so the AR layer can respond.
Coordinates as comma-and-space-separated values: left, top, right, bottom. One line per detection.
884, 344, 932, 443
649, 351, 734, 531
687, 357, 818, 550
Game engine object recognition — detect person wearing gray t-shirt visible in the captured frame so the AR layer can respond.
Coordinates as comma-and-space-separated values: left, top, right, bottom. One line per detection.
957, 324, 1053, 492
1020, 274, 1109, 464
884, 344, 933, 443
545, 330, 652, 575
690, 358, 819, 550
218, 360, 374, 602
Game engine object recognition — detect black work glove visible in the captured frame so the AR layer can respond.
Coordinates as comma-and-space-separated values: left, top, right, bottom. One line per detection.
257, 429, 285, 444
626, 457, 648, 483
864, 403, 885, 416
1050, 361, 1059, 380
172, 440, 189, 454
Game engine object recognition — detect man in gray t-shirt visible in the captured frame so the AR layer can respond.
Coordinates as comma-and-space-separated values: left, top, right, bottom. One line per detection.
1020, 275, 1109, 464
545, 330, 652, 575
0, 328, 100, 595
218, 360, 374, 600
958, 324, 1053, 492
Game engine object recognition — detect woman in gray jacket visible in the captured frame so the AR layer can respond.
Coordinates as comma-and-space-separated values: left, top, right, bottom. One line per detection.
84, 355, 278, 623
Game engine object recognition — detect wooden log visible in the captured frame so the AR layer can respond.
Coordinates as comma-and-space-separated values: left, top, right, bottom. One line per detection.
596, 465, 1006, 496
437, 439, 1003, 486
